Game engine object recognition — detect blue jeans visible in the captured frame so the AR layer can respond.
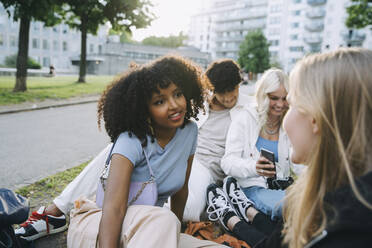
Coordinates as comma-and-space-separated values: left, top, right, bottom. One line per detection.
242, 186, 285, 221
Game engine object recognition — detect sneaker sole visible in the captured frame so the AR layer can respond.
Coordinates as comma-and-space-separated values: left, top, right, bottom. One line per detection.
20, 224, 68, 241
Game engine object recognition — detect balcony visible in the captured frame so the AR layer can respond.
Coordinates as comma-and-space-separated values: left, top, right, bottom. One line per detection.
306, 9, 326, 18
215, 35, 245, 43
341, 29, 366, 46
305, 22, 324, 32
214, 21, 266, 32
304, 35, 322, 44
307, 0, 327, 5
216, 11, 267, 23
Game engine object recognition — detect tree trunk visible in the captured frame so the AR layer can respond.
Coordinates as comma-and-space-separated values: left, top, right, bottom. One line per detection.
78, 17, 87, 83
13, 16, 30, 92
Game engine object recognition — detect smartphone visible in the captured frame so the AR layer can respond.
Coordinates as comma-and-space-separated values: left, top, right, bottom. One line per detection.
260, 148, 276, 171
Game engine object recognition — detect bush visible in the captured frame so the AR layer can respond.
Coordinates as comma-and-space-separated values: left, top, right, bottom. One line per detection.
4, 54, 42, 69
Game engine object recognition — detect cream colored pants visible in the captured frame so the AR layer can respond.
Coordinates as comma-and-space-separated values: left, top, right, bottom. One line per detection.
67, 197, 227, 248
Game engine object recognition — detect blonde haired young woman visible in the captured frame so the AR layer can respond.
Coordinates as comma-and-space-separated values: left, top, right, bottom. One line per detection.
210, 68, 304, 225
209, 48, 372, 247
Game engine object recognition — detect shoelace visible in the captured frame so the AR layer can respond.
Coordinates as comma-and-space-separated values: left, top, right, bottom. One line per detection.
229, 189, 251, 210
20, 211, 50, 234
206, 194, 230, 221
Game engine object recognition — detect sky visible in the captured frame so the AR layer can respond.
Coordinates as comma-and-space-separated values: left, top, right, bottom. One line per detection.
131, 0, 205, 41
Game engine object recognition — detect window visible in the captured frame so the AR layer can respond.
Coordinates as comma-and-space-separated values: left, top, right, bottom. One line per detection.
290, 34, 298, 40
10, 36, 16, 47
0, 34, 4, 46
53, 27, 59, 33
292, 10, 301, 16
270, 51, 279, 57
98, 45, 102, 54
293, 0, 301, 3
291, 22, 300, 28
270, 5, 282, 13
269, 17, 281, 24
62, 41, 68, 51
53, 40, 58, 51
89, 44, 94, 53
42, 39, 49, 50
200, 35, 203, 41
42, 57, 50, 67
268, 28, 280, 36
269, 40, 279, 46
289, 46, 303, 52
32, 38, 39, 49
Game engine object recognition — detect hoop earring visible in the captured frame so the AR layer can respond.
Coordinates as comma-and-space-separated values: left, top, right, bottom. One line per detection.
147, 118, 155, 136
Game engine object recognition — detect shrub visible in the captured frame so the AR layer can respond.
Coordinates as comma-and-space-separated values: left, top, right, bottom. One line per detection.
4, 54, 42, 69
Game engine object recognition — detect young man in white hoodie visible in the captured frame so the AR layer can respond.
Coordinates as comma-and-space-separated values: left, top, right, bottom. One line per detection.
15, 59, 251, 241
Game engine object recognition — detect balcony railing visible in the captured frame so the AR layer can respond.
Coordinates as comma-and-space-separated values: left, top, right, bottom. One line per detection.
215, 35, 245, 42
215, 11, 267, 23
304, 35, 322, 44
214, 21, 266, 32
307, 0, 327, 5
306, 9, 326, 18
305, 22, 324, 32
341, 29, 366, 46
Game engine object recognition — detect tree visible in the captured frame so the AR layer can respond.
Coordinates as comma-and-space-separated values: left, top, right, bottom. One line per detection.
0, 0, 62, 92
5, 54, 41, 69
61, 0, 154, 83
346, 0, 372, 29
142, 32, 188, 47
238, 30, 270, 75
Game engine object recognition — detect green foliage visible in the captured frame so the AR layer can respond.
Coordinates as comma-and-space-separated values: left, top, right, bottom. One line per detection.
142, 32, 188, 47
0, 75, 113, 105
346, 0, 372, 29
4, 54, 41, 69
238, 30, 270, 74
60, 0, 154, 35
0, 0, 62, 25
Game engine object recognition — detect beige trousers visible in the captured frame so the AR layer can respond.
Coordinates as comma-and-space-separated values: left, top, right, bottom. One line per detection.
67, 197, 227, 248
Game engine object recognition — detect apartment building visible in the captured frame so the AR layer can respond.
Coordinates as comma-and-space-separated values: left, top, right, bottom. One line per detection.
189, 0, 372, 72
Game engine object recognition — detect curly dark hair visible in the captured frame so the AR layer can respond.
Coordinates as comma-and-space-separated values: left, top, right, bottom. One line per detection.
204, 59, 242, 93
97, 55, 205, 146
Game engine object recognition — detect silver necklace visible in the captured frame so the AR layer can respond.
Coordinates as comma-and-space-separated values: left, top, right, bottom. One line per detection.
263, 125, 279, 135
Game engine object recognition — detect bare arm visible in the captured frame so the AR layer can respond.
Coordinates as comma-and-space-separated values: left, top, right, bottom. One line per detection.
98, 154, 133, 248
171, 155, 194, 222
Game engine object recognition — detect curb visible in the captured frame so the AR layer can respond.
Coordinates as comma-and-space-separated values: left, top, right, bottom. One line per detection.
0, 98, 99, 115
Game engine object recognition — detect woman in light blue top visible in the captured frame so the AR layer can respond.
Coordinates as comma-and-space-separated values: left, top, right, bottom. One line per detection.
67, 55, 206, 248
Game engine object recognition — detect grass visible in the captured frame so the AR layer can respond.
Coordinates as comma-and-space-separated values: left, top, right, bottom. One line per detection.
0, 75, 114, 105
15, 161, 89, 209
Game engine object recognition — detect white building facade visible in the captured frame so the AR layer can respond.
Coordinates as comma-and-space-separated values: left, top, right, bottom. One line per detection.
0, 3, 108, 72
188, 0, 372, 72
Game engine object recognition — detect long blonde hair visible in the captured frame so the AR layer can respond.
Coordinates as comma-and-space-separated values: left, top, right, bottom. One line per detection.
255, 68, 289, 128
283, 48, 372, 248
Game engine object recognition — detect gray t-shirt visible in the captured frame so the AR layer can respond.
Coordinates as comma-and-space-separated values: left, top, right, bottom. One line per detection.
112, 121, 198, 206
195, 109, 231, 180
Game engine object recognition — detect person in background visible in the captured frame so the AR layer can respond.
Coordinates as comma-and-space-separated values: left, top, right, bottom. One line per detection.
183, 58, 252, 221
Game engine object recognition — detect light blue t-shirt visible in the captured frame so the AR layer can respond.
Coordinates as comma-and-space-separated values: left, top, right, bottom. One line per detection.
111, 121, 198, 206
255, 136, 279, 162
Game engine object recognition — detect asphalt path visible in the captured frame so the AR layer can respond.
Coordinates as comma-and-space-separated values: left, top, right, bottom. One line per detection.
0, 102, 110, 189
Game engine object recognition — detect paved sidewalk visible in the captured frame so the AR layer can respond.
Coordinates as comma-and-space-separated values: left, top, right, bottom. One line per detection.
0, 95, 100, 115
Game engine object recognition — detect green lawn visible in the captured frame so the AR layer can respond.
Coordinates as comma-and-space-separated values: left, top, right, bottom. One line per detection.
0, 75, 115, 105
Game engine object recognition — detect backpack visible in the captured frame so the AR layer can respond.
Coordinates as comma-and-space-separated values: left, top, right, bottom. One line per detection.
0, 188, 30, 248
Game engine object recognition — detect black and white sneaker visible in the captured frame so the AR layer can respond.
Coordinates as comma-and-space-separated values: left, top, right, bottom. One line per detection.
15, 206, 67, 241
223, 176, 254, 223
206, 183, 238, 231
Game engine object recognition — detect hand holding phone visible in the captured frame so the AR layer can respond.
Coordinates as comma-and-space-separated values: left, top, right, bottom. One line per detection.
257, 148, 276, 178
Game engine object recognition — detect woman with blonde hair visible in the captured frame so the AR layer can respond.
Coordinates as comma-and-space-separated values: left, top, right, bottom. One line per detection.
205, 68, 304, 235
210, 48, 372, 247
